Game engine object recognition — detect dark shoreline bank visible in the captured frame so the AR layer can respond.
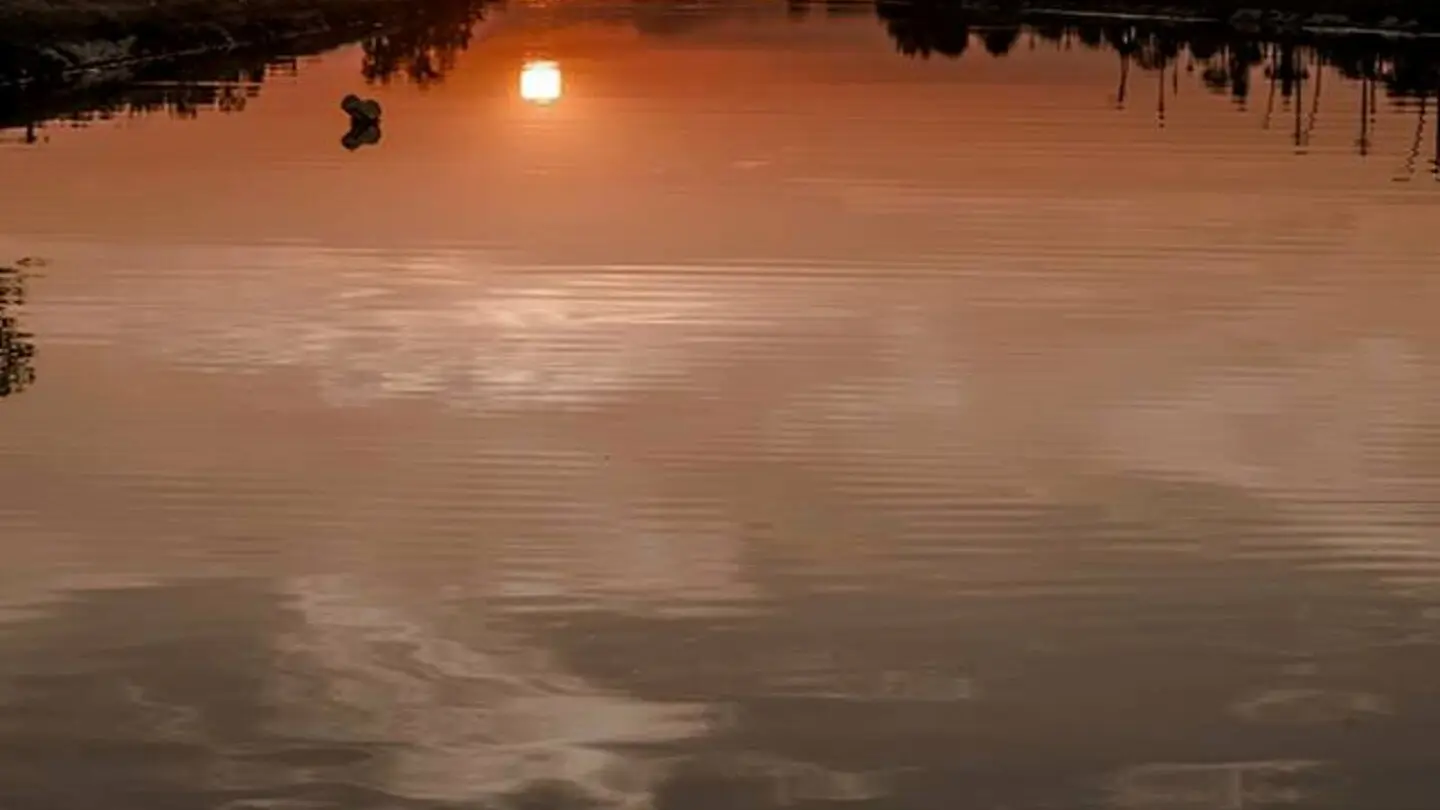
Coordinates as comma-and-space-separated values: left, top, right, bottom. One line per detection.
872, 0, 1440, 32
8, 0, 1440, 142
873, 0, 1440, 99
0, 0, 492, 138
6, 0, 1440, 89
0, 0, 494, 88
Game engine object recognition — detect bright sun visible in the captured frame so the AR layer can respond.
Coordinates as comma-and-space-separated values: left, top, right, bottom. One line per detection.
520, 60, 562, 105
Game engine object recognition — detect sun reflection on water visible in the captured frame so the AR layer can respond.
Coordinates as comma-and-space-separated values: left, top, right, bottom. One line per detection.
520, 60, 562, 105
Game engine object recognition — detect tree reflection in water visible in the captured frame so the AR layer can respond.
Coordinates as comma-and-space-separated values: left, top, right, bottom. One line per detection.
8, 0, 1440, 165
876, 0, 972, 58
360, 0, 494, 89
0, 0, 495, 137
874, 0, 1440, 160
0, 264, 35, 400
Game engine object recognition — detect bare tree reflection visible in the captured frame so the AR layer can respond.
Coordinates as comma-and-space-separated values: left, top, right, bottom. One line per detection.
0, 265, 36, 400
0, 59, 268, 135
1394, 94, 1429, 180
981, 26, 1021, 57
875, 0, 971, 59
874, 1, 1440, 157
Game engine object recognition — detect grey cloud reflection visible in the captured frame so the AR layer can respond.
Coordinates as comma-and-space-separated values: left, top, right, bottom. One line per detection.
0, 575, 718, 809
259, 574, 718, 808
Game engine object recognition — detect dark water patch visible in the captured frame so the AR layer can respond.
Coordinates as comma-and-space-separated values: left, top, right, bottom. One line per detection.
493, 473, 1440, 808
0, 577, 698, 808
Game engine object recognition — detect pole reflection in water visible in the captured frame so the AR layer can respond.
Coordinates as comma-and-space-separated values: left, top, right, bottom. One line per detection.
0, 264, 35, 400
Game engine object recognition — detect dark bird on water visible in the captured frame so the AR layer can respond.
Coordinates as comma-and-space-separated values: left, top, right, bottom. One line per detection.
341, 94, 383, 127
340, 94, 383, 151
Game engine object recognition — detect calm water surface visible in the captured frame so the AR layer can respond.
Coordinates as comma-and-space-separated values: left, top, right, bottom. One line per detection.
3, 2, 1440, 807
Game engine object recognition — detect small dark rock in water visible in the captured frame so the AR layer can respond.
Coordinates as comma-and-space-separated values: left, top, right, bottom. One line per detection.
341, 94, 382, 126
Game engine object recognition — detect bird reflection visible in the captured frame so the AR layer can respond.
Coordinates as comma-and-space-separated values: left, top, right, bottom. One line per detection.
0, 264, 36, 399
341, 121, 383, 151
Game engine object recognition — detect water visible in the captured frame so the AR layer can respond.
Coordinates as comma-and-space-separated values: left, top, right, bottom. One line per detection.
3, 1, 1440, 807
